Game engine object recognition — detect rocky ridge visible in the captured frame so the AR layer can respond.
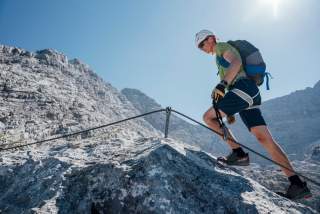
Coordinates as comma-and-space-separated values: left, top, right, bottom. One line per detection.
0, 45, 316, 213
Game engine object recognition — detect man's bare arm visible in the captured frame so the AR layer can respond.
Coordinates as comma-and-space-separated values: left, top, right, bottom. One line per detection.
221, 50, 242, 85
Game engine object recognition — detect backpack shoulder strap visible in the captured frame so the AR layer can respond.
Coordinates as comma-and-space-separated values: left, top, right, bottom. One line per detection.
216, 56, 230, 68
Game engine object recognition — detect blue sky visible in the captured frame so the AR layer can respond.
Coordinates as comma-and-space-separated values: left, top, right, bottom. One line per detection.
1, 0, 319, 121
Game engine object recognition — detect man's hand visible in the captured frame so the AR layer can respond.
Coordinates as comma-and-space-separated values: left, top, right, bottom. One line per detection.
212, 80, 227, 102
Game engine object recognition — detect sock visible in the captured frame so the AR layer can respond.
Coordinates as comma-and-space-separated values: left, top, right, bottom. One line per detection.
232, 147, 246, 157
288, 175, 304, 187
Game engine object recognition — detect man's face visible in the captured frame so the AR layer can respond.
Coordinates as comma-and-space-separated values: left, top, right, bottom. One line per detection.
199, 36, 215, 54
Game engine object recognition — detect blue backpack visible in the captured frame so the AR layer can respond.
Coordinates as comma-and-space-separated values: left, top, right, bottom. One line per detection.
217, 40, 271, 90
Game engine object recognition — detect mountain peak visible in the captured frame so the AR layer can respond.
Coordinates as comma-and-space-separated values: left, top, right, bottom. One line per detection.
0, 45, 32, 57
35, 48, 62, 56
34, 48, 68, 66
0, 45, 96, 78
314, 80, 320, 90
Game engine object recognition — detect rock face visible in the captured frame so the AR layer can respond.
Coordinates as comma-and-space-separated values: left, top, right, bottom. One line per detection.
0, 45, 317, 213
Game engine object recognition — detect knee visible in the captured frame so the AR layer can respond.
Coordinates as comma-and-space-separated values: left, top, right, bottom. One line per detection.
203, 112, 209, 124
203, 111, 214, 124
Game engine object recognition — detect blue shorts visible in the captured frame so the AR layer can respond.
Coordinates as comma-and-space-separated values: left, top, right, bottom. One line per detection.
216, 78, 267, 131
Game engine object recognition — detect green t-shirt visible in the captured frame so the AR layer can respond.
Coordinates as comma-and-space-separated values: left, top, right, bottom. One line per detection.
215, 42, 246, 86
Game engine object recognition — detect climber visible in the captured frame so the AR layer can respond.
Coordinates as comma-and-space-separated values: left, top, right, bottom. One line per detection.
195, 29, 311, 200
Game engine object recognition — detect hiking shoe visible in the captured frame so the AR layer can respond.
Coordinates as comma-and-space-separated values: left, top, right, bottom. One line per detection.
278, 182, 312, 200
217, 151, 249, 166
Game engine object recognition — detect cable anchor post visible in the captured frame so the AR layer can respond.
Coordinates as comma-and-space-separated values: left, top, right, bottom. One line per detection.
164, 107, 172, 138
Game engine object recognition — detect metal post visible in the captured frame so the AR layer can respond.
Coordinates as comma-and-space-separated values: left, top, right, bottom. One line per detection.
164, 107, 172, 138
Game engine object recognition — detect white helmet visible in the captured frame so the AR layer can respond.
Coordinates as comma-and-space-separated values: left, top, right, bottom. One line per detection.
195, 29, 214, 48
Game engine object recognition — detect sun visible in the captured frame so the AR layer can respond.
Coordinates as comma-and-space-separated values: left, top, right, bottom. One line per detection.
258, 0, 281, 18
242, 0, 291, 22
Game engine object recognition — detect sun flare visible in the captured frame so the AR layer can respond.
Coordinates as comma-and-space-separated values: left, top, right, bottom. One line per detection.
259, 0, 281, 18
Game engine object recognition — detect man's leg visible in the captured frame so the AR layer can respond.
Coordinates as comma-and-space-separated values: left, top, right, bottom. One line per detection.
250, 125, 312, 199
203, 107, 239, 149
203, 106, 249, 165
250, 125, 295, 176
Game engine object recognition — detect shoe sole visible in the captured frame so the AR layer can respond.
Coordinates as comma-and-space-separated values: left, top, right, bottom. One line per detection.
277, 191, 313, 200
229, 157, 250, 166
230, 162, 250, 166
217, 160, 250, 166
217, 156, 250, 166
293, 192, 312, 200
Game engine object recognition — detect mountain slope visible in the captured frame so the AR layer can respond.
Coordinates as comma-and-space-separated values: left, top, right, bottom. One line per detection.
0, 45, 316, 213
0, 45, 159, 146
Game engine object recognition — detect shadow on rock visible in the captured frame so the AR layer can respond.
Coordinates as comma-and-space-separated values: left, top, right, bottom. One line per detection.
0, 157, 70, 214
